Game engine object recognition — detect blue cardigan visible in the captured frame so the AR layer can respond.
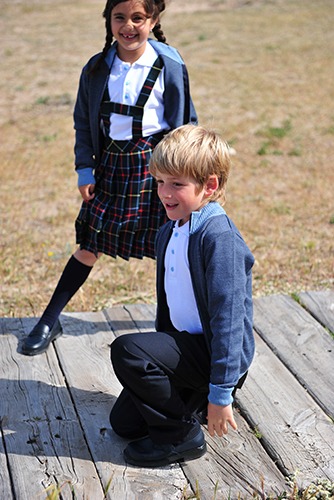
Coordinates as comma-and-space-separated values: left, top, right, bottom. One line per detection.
155, 202, 255, 406
73, 40, 197, 186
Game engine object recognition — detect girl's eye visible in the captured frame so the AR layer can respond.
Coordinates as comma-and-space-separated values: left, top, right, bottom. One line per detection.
132, 15, 147, 24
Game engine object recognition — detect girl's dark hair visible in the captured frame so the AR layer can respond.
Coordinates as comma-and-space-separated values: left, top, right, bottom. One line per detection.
91, 0, 167, 72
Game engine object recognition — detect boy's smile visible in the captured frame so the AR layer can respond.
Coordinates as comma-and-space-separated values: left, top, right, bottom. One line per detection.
155, 172, 215, 226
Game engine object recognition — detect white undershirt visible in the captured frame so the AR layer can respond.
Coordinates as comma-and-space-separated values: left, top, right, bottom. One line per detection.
164, 221, 203, 334
107, 43, 169, 140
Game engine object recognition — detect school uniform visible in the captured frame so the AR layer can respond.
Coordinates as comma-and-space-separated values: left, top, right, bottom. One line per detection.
110, 202, 255, 445
74, 40, 197, 260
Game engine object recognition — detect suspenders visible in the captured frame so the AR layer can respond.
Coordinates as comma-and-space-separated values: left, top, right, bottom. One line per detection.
100, 57, 164, 140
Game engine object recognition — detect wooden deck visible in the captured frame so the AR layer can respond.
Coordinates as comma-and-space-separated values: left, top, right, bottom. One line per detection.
1, 290, 333, 499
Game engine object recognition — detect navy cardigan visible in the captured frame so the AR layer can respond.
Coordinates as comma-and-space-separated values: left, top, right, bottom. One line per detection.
155, 202, 255, 406
73, 40, 197, 185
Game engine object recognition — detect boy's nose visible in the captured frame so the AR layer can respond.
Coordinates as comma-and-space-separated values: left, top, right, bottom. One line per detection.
162, 187, 172, 198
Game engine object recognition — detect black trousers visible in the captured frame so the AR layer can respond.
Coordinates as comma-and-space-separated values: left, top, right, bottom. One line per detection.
110, 330, 211, 444
110, 330, 248, 445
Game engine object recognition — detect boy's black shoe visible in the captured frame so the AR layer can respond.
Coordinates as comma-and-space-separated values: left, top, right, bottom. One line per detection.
21, 320, 62, 356
123, 427, 206, 467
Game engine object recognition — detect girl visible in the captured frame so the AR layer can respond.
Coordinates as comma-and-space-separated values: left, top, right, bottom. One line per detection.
22, 0, 197, 356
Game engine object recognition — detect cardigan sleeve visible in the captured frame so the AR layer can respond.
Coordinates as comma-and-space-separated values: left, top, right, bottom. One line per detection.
73, 52, 109, 178
162, 56, 197, 128
73, 66, 96, 173
189, 216, 254, 406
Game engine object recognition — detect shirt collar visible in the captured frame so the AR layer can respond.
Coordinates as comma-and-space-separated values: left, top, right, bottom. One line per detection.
175, 220, 190, 235
132, 42, 158, 67
113, 42, 158, 69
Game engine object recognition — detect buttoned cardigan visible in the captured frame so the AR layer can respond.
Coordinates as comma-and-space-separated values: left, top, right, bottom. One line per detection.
155, 202, 255, 406
73, 39, 197, 185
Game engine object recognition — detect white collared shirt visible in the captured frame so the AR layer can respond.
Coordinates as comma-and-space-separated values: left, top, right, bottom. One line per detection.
107, 43, 169, 140
164, 221, 203, 334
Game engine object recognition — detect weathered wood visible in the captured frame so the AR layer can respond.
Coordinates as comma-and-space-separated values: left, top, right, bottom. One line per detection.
0, 316, 105, 500
253, 294, 334, 419
0, 396, 13, 499
123, 302, 157, 332
182, 413, 286, 500
1, 293, 334, 499
104, 303, 156, 336
236, 330, 334, 488
299, 289, 334, 333
56, 310, 191, 499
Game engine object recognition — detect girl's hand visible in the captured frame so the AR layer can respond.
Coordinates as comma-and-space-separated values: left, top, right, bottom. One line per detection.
207, 402, 237, 437
79, 183, 95, 201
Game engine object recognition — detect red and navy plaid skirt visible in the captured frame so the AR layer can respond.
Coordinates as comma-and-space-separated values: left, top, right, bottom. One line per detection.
75, 133, 167, 260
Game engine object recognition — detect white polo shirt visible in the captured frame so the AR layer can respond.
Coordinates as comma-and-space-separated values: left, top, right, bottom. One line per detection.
164, 221, 203, 334
107, 43, 169, 140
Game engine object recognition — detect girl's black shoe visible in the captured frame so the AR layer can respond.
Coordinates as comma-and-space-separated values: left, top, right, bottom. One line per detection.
21, 319, 62, 356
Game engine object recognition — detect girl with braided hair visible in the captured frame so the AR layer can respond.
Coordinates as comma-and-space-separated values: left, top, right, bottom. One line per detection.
22, 0, 197, 356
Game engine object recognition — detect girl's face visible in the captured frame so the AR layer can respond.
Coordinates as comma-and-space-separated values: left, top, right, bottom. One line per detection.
155, 171, 217, 226
111, 0, 156, 63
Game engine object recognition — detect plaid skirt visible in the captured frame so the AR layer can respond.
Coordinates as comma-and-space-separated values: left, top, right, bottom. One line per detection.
75, 133, 167, 260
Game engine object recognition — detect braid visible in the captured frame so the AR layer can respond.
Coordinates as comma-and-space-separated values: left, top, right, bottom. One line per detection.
89, 0, 115, 73
102, 0, 114, 54
151, 0, 167, 44
152, 22, 167, 44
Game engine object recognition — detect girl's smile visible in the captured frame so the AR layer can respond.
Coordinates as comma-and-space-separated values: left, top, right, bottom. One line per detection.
111, 1, 156, 63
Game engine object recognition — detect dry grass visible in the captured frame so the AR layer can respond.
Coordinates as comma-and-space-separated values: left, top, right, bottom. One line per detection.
1, 0, 333, 319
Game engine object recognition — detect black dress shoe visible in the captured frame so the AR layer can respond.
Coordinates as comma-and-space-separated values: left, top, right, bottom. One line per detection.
21, 319, 63, 356
123, 428, 207, 467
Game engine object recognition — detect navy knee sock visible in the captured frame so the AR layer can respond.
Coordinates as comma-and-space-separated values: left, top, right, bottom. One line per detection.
39, 255, 93, 329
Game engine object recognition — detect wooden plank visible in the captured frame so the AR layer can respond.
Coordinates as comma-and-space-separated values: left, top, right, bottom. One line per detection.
299, 289, 334, 333
253, 294, 334, 419
124, 302, 156, 332
0, 433, 13, 500
182, 413, 286, 500
124, 305, 286, 499
103, 304, 153, 336
0, 319, 14, 500
2, 293, 332, 498
0, 316, 105, 500
56, 310, 191, 499
237, 331, 334, 488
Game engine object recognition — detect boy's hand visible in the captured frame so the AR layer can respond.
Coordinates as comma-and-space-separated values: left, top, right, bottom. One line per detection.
79, 183, 95, 201
207, 402, 237, 437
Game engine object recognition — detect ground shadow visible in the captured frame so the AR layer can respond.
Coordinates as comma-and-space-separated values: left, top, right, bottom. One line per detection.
0, 378, 128, 466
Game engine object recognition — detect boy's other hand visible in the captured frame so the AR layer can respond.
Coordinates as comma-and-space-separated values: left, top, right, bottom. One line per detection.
207, 402, 237, 437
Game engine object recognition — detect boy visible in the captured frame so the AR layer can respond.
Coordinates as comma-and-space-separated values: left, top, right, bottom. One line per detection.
110, 124, 255, 467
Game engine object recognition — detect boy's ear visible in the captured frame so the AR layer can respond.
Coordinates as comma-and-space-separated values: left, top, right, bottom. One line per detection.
204, 175, 219, 197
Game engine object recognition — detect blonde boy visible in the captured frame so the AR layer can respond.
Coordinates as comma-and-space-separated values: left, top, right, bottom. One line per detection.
110, 125, 255, 467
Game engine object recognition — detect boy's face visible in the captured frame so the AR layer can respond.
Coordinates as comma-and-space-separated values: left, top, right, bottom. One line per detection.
155, 171, 215, 226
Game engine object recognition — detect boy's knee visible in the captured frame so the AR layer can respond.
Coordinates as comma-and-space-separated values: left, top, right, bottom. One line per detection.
110, 335, 134, 371
110, 336, 124, 364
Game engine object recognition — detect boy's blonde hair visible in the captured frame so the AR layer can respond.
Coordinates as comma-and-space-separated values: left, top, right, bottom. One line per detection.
149, 124, 231, 203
